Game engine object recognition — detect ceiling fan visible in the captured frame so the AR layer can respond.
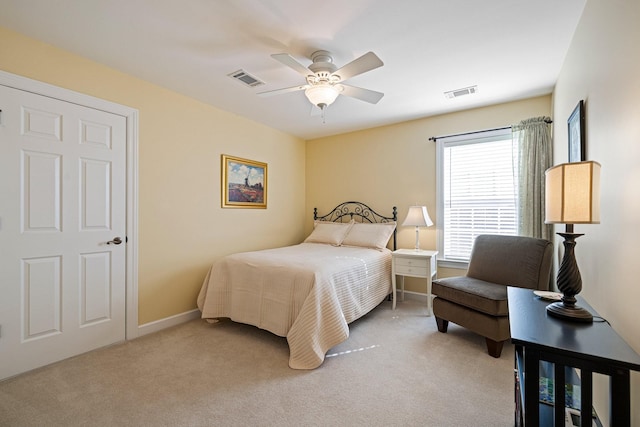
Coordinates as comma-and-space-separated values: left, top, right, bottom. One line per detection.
257, 50, 384, 112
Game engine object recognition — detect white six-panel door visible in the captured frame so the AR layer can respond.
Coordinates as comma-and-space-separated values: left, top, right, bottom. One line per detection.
0, 84, 127, 379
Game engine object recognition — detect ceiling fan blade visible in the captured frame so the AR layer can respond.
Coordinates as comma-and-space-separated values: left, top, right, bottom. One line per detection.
333, 52, 384, 81
257, 84, 309, 97
271, 53, 312, 77
339, 84, 384, 104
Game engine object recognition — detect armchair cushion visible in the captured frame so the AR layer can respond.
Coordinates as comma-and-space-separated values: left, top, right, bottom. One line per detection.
466, 234, 553, 291
432, 277, 508, 316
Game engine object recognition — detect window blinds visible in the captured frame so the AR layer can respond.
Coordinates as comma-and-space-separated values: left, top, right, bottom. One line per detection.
440, 132, 518, 261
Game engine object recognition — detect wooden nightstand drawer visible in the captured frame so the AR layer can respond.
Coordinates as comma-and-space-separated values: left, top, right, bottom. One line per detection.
394, 256, 429, 269
394, 264, 428, 277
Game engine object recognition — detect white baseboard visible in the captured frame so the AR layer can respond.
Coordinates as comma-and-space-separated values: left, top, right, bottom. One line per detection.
137, 308, 201, 337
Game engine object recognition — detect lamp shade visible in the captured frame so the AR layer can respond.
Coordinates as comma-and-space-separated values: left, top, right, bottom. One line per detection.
402, 206, 433, 227
545, 161, 601, 224
304, 84, 340, 108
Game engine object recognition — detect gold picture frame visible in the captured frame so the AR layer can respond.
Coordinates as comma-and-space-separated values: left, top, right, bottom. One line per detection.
221, 155, 267, 209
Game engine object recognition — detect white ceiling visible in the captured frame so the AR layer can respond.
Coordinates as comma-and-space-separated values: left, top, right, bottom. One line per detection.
0, 0, 586, 140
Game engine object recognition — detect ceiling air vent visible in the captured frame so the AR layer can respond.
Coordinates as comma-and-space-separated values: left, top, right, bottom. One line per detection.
444, 85, 478, 99
228, 69, 264, 88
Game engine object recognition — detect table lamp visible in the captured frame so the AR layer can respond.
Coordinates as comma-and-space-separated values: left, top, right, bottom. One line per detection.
544, 160, 601, 322
402, 205, 433, 251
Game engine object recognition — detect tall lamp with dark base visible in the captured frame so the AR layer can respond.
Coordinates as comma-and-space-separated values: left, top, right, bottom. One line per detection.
544, 160, 601, 322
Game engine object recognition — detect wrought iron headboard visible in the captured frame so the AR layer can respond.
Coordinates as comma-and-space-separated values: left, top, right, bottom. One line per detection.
313, 201, 398, 250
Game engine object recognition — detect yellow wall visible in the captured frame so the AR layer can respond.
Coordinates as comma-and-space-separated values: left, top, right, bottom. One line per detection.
0, 26, 306, 325
552, 0, 640, 423
306, 95, 552, 290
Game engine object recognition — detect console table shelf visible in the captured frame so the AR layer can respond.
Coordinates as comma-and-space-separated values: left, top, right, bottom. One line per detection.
508, 287, 640, 427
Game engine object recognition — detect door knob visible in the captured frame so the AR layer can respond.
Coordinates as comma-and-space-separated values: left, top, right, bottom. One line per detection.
107, 237, 123, 245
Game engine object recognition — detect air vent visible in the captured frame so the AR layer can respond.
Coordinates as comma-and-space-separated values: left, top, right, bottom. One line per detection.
228, 69, 264, 88
444, 85, 478, 99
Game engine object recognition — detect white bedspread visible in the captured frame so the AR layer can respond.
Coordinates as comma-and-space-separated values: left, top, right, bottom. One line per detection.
197, 243, 392, 369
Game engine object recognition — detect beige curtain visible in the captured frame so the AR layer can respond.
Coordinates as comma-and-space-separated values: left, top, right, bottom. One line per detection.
512, 116, 553, 241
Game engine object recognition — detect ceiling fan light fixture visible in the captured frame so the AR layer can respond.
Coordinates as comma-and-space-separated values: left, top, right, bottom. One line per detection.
304, 85, 340, 108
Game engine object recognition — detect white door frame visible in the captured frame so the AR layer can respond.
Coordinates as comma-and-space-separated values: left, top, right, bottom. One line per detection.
0, 70, 139, 340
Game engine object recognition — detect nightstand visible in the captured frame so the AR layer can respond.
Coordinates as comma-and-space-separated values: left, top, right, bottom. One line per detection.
391, 249, 438, 314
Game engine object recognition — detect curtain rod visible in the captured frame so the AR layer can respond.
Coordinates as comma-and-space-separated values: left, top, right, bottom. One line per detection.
428, 118, 552, 142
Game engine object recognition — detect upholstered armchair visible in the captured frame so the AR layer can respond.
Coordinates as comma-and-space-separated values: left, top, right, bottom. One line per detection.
432, 234, 553, 357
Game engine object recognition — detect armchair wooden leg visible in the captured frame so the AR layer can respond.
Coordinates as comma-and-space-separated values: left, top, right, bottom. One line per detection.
485, 338, 504, 358
435, 316, 449, 333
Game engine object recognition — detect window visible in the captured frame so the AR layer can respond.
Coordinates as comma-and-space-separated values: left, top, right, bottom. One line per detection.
436, 129, 518, 265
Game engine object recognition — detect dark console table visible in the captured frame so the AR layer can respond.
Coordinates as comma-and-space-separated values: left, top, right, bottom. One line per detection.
508, 287, 640, 426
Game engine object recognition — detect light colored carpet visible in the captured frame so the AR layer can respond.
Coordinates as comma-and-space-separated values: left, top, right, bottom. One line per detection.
0, 298, 515, 426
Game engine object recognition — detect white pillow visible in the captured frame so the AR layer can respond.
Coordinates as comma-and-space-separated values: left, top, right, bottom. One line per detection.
341, 222, 396, 251
304, 221, 354, 246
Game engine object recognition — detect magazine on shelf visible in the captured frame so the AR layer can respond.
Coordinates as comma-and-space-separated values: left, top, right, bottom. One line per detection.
538, 376, 581, 409
539, 377, 599, 421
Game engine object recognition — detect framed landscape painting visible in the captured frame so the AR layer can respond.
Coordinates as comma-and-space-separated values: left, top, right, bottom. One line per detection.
221, 154, 267, 208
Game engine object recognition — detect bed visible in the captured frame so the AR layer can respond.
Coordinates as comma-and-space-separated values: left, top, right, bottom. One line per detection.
196, 201, 397, 369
